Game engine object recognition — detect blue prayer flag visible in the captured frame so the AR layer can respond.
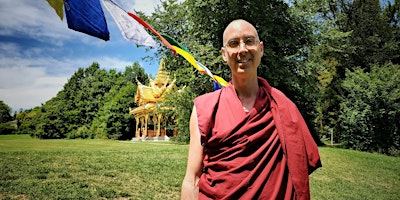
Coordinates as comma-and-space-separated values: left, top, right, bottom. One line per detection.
64, 0, 110, 41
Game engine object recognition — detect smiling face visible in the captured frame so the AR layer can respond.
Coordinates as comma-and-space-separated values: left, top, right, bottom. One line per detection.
221, 20, 264, 79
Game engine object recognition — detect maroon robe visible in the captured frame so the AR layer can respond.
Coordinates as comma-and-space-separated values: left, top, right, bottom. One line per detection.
194, 77, 321, 200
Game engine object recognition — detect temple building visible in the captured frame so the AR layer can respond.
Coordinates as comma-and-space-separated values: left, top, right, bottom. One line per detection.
129, 58, 177, 141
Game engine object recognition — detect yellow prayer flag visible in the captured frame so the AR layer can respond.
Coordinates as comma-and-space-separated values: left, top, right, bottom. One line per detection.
46, 0, 64, 20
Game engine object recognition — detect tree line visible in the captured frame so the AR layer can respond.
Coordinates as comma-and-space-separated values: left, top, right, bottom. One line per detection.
1, 0, 399, 156
1, 63, 148, 140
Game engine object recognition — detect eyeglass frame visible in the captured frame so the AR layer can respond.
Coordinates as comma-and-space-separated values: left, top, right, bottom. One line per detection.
223, 37, 261, 51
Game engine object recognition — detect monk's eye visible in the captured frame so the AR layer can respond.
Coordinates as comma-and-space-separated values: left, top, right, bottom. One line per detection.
245, 38, 256, 46
226, 40, 240, 48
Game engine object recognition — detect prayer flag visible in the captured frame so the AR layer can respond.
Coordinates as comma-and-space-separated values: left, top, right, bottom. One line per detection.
172, 45, 228, 88
64, 0, 110, 41
46, 0, 64, 20
158, 34, 227, 88
196, 61, 216, 79
102, 0, 157, 48
127, 12, 176, 54
161, 33, 189, 52
213, 75, 228, 87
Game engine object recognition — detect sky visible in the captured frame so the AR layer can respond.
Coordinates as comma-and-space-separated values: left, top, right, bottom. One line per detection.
0, 0, 167, 112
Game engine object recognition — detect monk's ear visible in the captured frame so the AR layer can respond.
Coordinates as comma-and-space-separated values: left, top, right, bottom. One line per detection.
259, 41, 264, 55
221, 47, 228, 62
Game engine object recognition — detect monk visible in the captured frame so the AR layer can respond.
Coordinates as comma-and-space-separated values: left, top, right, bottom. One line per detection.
181, 19, 321, 200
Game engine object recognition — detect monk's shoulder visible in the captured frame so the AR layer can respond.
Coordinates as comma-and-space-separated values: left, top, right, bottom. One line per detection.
270, 87, 295, 106
194, 87, 227, 106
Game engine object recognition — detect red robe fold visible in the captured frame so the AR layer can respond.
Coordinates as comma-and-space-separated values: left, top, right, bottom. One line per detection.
194, 77, 321, 200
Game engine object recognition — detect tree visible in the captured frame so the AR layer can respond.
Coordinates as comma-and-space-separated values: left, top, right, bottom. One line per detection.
293, 0, 400, 148
292, 0, 353, 139
0, 100, 12, 123
29, 63, 120, 139
338, 63, 400, 156
341, 0, 399, 71
15, 107, 40, 135
90, 63, 147, 140
157, 86, 197, 143
89, 82, 136, 140
0, 101, 16, 135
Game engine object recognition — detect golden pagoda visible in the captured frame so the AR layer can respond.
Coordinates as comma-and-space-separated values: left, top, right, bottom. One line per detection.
129, 58, 177, 140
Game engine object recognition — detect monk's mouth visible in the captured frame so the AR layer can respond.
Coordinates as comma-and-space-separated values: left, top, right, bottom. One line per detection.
237, 59, 251, 63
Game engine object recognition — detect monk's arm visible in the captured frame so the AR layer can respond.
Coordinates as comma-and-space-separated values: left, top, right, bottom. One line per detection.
181, 106, 204, 200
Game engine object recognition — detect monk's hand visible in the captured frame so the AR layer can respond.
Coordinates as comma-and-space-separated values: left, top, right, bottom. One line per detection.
180, 178, 199, 200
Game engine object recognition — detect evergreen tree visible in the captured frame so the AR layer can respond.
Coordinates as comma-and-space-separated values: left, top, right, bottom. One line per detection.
341, 0, 398, 71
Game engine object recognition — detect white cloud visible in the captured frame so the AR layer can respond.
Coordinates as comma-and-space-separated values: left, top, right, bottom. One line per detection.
132, 0, 158, 15
0, 54, 145, 111
0, 1, 71, 42
122, 0, 184, 15
0, 66, 67, 111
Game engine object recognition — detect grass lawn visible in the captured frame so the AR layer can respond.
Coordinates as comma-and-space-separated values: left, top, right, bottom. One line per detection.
0, 134, 399, 199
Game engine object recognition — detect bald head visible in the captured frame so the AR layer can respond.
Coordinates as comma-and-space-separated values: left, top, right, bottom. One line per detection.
222, 19, 260, 46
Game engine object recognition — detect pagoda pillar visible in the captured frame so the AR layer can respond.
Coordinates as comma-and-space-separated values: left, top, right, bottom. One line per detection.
152, 115, 157, 137
135, 116, 140, 138
140, 116, 145, 138
144, 114, 149, 137
156, 113, 162, 137
162, 114, 166, 136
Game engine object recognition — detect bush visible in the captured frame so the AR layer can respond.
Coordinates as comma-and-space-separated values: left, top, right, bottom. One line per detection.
66, 125, 93, 139
0, 122, 17, 135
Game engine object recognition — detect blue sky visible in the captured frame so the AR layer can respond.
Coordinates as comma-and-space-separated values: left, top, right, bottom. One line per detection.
0, 0, 166, 112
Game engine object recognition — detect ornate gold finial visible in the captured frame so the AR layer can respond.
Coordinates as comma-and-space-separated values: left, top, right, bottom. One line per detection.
154, 57, 169, 85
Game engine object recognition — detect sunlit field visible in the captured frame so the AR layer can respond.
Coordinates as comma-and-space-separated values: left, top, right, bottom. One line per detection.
0, 135, 399, 199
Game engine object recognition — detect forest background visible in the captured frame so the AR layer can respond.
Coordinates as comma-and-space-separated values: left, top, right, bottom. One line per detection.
0, 0, 399, 156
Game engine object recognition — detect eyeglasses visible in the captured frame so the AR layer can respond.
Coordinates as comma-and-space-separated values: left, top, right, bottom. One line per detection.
224, 37, 260, 51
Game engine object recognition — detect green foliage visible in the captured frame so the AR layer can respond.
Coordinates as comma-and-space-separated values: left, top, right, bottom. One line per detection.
293, 0, 400, 151
339, 63, 400, 155
0, 100, 13, 123
0, 101, 16, 135
0, 122, 16, 135
90, 81, 136, 140
67, 125, 92, 139
15, 107, 41, 135
90, 63, 146, 140
158, 87, 197, 143
340, 0, 399, 71
145, 0, 216, 96
17, 62, 148, 140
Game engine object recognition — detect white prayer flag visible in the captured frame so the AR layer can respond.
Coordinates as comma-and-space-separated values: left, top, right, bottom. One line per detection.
102, 0, 157, 48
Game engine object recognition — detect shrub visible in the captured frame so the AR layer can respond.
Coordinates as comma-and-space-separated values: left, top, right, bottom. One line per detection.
0, 122, 17, 135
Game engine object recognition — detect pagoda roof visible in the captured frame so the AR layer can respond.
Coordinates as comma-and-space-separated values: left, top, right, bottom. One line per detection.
131, 58, 176, 116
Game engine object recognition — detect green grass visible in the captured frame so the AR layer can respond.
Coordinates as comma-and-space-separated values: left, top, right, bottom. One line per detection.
310, 147, 399, 199
0, 135, 399, 199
